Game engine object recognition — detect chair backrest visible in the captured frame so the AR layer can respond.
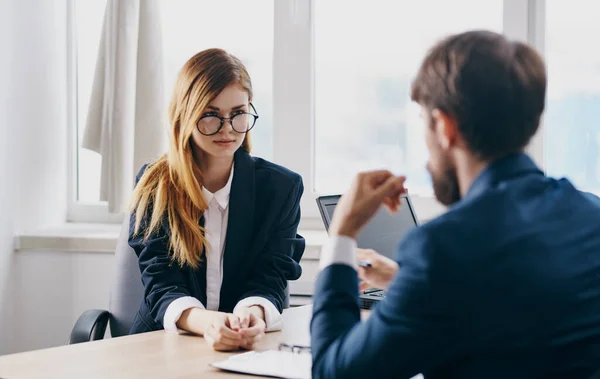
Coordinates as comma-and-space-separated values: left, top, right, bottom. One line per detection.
108, 216, 293, 337
108, 216, 143, 337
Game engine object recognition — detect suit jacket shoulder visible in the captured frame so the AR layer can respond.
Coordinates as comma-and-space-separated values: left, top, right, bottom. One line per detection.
252, 156, 303, 188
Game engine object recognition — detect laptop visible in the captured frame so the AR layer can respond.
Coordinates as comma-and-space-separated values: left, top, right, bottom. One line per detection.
316, 194, 420, 309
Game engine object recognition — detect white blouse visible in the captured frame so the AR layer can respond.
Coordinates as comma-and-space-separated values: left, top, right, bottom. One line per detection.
162, 166, 283, 333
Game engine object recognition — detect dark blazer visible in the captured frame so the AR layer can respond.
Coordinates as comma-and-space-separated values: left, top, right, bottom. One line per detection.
311, 153, 600, 379
129, 149, 305, 334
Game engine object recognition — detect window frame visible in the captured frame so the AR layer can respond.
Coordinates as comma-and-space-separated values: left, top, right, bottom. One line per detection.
66, 0, 78, 222
66, 0, 123, 223
67, 0, 546, 226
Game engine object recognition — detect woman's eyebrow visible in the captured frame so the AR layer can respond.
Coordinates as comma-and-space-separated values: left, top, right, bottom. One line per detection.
206, 104, 246, 111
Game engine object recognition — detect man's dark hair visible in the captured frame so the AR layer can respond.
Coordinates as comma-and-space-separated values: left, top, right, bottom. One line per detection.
411, 30, 547, 159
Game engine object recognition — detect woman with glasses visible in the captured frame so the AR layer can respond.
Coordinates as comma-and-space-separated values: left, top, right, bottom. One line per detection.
128, 49, 305, 351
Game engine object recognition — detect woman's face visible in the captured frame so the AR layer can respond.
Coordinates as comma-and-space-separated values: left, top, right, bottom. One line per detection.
191, 84, 250, 160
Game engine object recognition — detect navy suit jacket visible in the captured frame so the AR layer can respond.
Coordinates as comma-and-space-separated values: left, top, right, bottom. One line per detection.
311, 153, 600, 379
129, 149, 305, 334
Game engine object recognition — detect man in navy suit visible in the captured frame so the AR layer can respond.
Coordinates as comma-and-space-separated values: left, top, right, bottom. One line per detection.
310, 30, 600, 379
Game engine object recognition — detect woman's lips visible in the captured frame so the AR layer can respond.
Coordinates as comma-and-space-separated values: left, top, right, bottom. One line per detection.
214, 140, 234, 147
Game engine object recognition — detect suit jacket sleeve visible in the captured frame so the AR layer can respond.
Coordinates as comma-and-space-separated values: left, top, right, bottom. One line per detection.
238, 176, 305, 312
310, 228, 463, 379
128, 164, 196, 326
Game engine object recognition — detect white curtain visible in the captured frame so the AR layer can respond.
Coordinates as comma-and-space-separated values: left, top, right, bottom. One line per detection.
82, 0, 167, 213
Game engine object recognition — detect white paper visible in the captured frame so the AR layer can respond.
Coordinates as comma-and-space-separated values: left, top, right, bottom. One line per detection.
212, 350, 424, 379
212, 350, 311, 379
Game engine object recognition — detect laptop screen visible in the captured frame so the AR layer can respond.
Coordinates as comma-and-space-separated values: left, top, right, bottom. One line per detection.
318, 195, 419, 260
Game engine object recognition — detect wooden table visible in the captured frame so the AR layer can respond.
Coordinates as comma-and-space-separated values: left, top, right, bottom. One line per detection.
0, 305, 315, 379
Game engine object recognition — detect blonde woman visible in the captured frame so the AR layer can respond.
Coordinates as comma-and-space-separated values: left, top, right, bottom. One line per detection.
128, 49, 305, 351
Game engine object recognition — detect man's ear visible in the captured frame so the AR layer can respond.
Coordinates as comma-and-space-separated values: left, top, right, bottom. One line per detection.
430, 109, 458, 150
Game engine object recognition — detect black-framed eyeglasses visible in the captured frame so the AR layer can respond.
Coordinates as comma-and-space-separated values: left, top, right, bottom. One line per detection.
278, 343, 311, 354
196, 102, 259, 136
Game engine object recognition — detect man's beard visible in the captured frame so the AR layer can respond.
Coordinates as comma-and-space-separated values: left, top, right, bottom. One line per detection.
427, 159, 461, 206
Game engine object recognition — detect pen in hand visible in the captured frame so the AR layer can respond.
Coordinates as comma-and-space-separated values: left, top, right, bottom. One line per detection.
358, 260, 372, 268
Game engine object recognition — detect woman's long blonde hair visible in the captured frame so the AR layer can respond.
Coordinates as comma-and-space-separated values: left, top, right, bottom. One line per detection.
131, 49, 253, 269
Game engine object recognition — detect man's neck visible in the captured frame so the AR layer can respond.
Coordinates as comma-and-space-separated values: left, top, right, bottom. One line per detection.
454, 151, 490, 198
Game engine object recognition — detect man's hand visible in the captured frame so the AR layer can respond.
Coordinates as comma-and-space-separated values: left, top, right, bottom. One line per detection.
234, 306, 267, 350
203, 312, 245, 351
329, 170, 407, 239
357, 248, 399, 292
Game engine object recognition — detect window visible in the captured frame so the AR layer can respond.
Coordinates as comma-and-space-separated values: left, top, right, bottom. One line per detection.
544, 0, 600, 192
314, 0, 504, 195
160, 0, 274, 161
73, 0, 273, 206
75, 0, 107, 203
72, 0, 562, 224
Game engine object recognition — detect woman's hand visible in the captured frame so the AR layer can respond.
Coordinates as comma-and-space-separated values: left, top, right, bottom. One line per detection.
177, 306, 267, 351
357, 248, 399, 292
202, 312, 246, 351
234, 306, 267, 350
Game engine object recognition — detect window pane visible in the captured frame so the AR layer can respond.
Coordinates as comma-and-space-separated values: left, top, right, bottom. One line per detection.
314, 0, 503, 195
75, 0, 273, 203
544, 0, 600, 191
76, 0, 107, 202
161, 0, 274, 161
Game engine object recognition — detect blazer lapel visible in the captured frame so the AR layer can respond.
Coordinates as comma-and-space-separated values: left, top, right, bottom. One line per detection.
195, 215, 208, 306
220, 149, 255, 309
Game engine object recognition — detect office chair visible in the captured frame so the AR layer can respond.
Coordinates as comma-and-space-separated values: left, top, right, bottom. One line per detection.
69, 216, 295, 344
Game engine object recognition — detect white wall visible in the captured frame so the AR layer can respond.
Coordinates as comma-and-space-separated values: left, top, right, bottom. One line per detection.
0, 0, 69, 354
10, 250, 113, 353
9, 0, 69, 233
0, 0, 17, 356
